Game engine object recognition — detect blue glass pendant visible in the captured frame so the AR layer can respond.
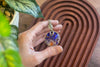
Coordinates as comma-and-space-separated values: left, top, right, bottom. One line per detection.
45, 31, 60, 46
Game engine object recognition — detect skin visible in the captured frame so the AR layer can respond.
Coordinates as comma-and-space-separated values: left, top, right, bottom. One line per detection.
18, 20, 63, 67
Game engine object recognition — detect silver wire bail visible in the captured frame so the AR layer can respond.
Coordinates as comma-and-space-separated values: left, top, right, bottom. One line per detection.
48, 20, 53, 31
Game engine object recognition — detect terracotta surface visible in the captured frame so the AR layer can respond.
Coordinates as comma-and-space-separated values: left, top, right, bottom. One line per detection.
19, 0, 100, 67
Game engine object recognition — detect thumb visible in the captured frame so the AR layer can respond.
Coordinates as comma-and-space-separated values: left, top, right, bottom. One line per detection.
42, 46, 63, 58
35, 46, 63, 64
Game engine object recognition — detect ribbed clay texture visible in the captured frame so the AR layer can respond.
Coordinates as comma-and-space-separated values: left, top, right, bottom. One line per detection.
32, 0, 100, 67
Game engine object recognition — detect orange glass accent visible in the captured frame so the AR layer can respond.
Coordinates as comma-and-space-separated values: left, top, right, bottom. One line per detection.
49, 42, 53, 46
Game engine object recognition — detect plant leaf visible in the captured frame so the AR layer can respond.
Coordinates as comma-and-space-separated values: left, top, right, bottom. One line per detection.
0, 11, 22, 67
0, 25, 19, 50
1, 37, 18, 50
0, 11, 11, 37
10, 25, 18, 40
5, 0, 43, 18
0, 52, 7, 67
0, 49, 23, 67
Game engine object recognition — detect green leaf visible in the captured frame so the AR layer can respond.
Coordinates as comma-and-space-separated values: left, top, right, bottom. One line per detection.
5, 0, 43, 18
1, 37, 18, 50
10, 25, 18, 40
0, 25, 19, 50
0, 12, 22, 67
0, 49, 23, 67
0, 52, 7, 67
0, 11, 11, 37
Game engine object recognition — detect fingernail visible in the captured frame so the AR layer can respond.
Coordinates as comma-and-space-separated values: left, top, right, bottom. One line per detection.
55, 20, 59, 23
58, 46, 63, 52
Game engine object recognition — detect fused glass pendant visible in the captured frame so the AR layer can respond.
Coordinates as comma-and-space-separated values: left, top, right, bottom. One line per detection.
45, 20, 60, 46
45, 31, 60, 46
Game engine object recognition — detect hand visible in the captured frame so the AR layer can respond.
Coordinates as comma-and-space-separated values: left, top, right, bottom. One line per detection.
18, 20, 63, 67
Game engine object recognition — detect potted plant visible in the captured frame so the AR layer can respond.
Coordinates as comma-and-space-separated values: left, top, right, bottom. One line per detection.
0, 11, 22, 67
0, 0, 43, 67
0, 0, 43, 27
0, 0, 19, 27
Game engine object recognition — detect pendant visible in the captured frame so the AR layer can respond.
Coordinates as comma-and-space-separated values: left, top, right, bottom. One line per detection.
45, 20, 60, 46
45, 31, 60, 46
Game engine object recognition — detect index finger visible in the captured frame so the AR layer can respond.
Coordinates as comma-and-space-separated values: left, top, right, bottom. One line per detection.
29, 20, 59, 35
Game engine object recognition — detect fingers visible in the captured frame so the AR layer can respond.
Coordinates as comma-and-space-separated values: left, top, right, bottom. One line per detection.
53, 24, 63, 31
38, 24, 63, 35
29, 20, 59, 36
42, 46, 63, 58
34, 46, 63, 62
32, 24, 62, 47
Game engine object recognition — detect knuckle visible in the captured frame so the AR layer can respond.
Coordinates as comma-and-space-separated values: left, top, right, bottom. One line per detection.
38, 22, 43, 26
37, 22, 44, 28
39, 21, 47, 27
